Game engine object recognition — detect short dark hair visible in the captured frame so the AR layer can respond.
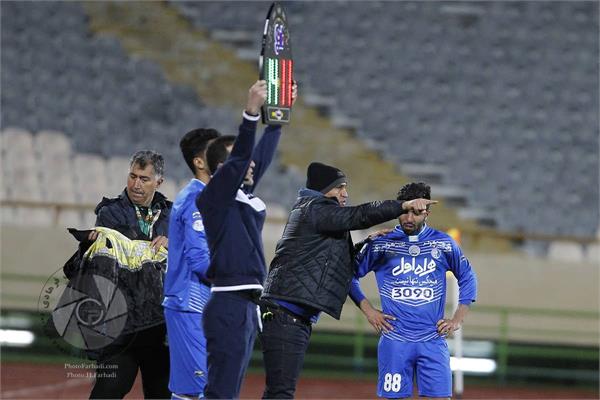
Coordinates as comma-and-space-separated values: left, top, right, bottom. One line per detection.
206, 135, 236, 174
397, 182, 431, 202
130, 150, 164, 177
179, 128, 221, 173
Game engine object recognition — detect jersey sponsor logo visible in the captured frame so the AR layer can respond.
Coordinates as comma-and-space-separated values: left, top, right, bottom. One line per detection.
395, 276, 439, 287
392, 257, 436, 277
373, 242, 405, 252
426, 240, 452, 252
391, 286, 434, 301
408, 245, 420, 256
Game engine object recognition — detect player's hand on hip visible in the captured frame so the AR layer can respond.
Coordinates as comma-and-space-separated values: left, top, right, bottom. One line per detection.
246, 80, 267, 115
359, 299, 394, 333
362, 303, 395, 334
436, 318, 460, 337
402, 198, 438, 214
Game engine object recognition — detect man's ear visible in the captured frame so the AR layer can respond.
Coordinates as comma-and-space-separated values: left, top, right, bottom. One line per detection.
193, 157, 206, 171
156, 177, 164, 188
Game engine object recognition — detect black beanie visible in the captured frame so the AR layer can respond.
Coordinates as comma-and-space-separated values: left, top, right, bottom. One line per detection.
306, 162, 347, 193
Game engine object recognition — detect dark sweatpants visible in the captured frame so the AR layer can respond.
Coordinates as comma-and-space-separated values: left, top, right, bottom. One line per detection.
203, 291, 259, 399
89, 324, 170, 399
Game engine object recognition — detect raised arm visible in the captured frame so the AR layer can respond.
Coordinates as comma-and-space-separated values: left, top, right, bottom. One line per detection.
200, 117, 258, 205
246, 81, 296, 191
198, 81, 267, 206
246, 124, 281, 191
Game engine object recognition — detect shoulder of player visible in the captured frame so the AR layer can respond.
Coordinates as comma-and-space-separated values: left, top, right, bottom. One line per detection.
174, 190, 204, 219
419, 226, 451, 241
179, 183, 204, 205
368, 232, 400, 248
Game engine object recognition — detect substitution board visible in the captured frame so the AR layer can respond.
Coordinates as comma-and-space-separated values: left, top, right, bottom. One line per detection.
259, 2, 293, 125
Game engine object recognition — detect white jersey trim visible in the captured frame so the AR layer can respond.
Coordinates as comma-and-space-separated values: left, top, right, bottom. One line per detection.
243, 110, 261, 121
211, 284, 264, 292
235, 189, 266, 212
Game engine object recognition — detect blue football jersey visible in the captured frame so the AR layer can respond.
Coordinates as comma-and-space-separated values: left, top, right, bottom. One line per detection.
355, 225, 477, 342
163, 179, 211, 312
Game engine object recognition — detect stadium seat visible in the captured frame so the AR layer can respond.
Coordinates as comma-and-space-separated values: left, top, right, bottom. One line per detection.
1, 127, 40, 201
0, 128, 58, 226
585, 243, 600, 264
34, 130, 76, 202
72, 153, 109, 204
105, 156, 130, 197
547, 241, 585, 263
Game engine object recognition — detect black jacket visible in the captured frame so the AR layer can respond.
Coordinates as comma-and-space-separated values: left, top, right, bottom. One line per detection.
61, 189, 172, 350
64, 228, 168, 334
64, 190, 172, 279
262, 189, 405, 319
58, 228, 168, 360
95, 189, 172, 240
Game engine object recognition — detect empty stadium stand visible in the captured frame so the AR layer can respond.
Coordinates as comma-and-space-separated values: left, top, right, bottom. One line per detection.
171, 0, 599, 238
0, 0, 304, 213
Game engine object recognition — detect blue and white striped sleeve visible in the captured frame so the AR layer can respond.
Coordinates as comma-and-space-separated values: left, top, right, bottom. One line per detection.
447, 240, 477, 305
348, 241, 375, 306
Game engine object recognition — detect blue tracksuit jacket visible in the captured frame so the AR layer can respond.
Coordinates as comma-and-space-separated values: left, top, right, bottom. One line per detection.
196, 116, 281, 288
163, 179, 211, 312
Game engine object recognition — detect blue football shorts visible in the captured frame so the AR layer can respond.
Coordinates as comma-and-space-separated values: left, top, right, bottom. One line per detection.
377, 336, 451, 398
164, 308, 207, 397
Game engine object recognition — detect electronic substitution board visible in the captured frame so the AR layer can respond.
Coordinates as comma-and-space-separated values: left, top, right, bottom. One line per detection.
259, 2, 293, 125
